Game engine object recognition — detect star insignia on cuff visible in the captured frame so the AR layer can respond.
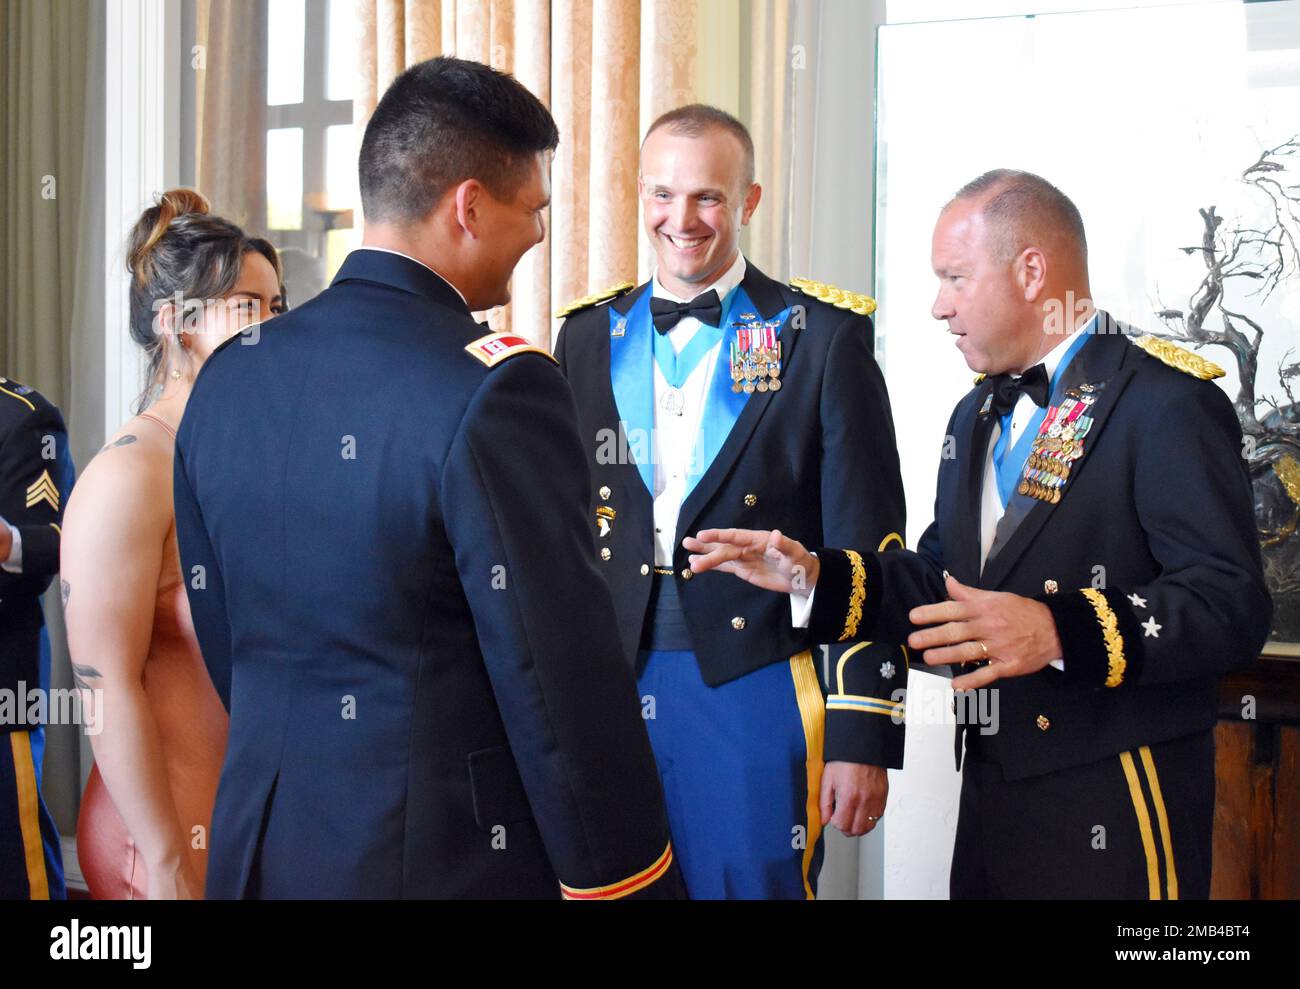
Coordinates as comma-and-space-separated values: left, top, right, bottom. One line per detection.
880, 661, 896, 679
1128, 593, 1148, 608
1141, 616, 1162, 638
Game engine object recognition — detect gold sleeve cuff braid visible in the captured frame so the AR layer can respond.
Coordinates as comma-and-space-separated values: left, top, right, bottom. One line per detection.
1041, 586, 1146, 689
841, 549, 866, 642
1080, 587, 1127, 687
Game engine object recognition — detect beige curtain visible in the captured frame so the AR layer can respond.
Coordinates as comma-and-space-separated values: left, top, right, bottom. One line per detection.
194, 0, 269, 235
745, 0, 790, 276
353, 0, 698, 348
0, 0, 98, 836
0, 0, 91, 399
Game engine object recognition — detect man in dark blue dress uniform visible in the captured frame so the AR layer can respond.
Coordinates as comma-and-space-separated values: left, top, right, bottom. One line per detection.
687, 170, 1272, 899
175, 56, 681, 899
0, 375, 74, 899
555, 105, 907, 898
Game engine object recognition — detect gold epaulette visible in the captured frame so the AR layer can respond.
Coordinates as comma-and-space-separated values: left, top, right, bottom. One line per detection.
554, 281, 635, 320
1130, 334, 1226, 380
790, 276, 877, 316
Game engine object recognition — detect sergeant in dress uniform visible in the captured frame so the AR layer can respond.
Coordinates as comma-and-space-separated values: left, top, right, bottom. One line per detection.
686, 169, 1272, 898
555, 105, 907, 898
174, 56, 681, 899
0, 376, 75, 899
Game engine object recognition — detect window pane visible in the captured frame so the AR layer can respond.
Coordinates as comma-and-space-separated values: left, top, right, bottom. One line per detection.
325, 124, 356, 210
267, 0, 306, 106
267, 128, 304, 230
327, 0, 356, 102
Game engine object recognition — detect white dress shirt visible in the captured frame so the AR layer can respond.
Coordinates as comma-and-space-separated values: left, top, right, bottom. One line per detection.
0, 515, 21, 573
651, 252, 747, 566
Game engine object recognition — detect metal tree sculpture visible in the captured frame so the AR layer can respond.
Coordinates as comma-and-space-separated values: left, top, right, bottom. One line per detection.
1153, 137, 1300, 640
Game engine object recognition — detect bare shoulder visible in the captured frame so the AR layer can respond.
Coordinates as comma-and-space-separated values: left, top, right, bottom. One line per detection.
64, 416, 175, 538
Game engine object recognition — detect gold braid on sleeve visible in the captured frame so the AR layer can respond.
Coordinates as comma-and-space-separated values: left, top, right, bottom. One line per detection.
840, 550, 867, 642
1080, 587, 1127, 687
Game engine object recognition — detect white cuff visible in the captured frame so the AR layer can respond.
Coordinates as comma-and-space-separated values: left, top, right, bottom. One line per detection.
790, 586, 816, 628
0, 517, 21, 574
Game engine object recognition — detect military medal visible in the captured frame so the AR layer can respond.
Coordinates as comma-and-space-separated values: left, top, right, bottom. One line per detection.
660, 387, 685, 416
1018, 386, 1099, 504
730, 322, 782, 399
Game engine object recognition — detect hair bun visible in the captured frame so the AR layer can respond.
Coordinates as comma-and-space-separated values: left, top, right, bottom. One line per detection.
127, 188, 212, 277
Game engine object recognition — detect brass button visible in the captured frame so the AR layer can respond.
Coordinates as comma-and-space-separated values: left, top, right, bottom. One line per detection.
1036, 715, 1050, 731
600, 547, 611, 561
640, 563, 650, 575
1044, 579, 1059, 595
680, 568, 693, 581
731, 616, 746, 630
599, 485, 612, 501
743, 493, 757, 507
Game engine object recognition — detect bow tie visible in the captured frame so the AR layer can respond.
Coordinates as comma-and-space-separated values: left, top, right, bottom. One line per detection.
649, 290, 723, 333
987, 363, 1050, 418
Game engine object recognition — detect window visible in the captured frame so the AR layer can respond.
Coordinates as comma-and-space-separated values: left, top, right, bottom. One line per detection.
264, 0, 359, 298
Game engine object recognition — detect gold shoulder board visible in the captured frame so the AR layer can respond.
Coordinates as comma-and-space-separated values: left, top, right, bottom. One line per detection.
1130, 334, 1226, 380
465, 332, 558, 368
554, 281, 636, 320
789, 276, 877, 317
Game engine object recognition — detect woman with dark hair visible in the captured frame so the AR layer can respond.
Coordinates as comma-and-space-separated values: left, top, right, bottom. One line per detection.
61, 189, 286, 899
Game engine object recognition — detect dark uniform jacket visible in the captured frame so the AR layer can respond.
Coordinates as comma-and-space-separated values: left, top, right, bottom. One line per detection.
0, 377, 74, 708
174, 249, 681, 899
555, 261, 909, 767
806, 316, 1272, 780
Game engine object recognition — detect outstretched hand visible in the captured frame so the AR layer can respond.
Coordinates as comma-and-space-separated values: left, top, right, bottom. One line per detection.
683, 528, 819, 595
908, 575, 1063, 690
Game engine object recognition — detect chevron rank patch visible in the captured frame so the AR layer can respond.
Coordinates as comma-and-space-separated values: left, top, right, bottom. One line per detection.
464, 332, 558, 369
26, 469, 60, 511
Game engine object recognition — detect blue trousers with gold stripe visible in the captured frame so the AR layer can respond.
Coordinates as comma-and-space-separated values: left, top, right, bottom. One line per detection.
952, 729, 1213, 899
1, 728, 66, 899
636, 649, 825, 899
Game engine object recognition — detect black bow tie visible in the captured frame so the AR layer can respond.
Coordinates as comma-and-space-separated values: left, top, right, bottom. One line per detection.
987, 363, 1050, 418
649, 291, 723, 333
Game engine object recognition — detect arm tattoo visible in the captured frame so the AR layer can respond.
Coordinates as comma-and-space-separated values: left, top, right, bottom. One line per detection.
60, 579, 70, 606
101, 434, 137, 451
72, 662, 102, 691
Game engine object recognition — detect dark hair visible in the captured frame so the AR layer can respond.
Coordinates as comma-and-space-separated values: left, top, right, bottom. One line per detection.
948, 169, 1087, 263
358, 56, 559, 225
126, 188, 284, 412
643, 104, 756, 188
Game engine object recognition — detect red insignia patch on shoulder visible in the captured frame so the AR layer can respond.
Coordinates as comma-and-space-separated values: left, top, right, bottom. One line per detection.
464, 332, 558, 368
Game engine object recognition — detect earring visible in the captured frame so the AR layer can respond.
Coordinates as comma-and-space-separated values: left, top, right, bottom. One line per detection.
171, 368, 182, 380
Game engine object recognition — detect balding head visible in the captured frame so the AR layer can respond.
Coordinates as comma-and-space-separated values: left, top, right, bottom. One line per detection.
931, 170, 1095, 375
947, 169, 1087, 266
